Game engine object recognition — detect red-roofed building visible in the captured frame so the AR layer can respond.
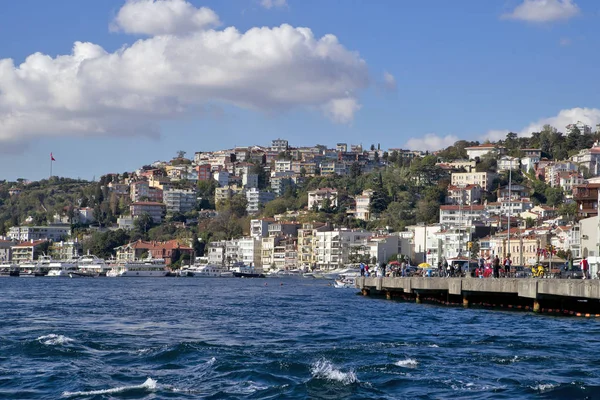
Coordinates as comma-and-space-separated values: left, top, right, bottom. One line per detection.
115, 239, 194, 265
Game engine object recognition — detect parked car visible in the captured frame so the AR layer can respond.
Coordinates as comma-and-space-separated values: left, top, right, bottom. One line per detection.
557, 264, 583, 279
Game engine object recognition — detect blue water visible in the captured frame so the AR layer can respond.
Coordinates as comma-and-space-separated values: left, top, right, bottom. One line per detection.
1, 278, 600, 399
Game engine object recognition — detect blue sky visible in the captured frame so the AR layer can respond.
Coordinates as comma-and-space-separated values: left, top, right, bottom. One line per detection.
0, 0, 599, 181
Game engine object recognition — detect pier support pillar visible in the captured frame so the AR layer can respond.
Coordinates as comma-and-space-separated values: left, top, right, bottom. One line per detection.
533, 300, 541, 313
361, 289, 370, 296
463, 295, 469, 308
386, 291, 392, 300
415, 293, 421, 304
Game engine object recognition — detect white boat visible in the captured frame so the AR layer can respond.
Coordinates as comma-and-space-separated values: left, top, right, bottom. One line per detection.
334, 277, 355, 288
322, 266, 361, 280
267, 268, 303, 278
76, 255, 111, 277
192, 264, 233, 278
47, 260, 78, 277
107, 258, 168, 277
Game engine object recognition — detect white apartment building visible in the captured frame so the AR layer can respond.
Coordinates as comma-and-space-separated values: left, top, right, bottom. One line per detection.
407, 224, 442, 266
445, 184, 482, 205
308, 188, 338, 210
451, 172, 497, 191
235, 237, 262, 268
520, 156, 540, 173
497, 156, 520, 172
213, 170, 230, 187
242, 173, 258, 189
274, 160, 292, 173
271, 138, 288, 153
544, 162, 578, 186
465, 144, 505, 160
566, 121, 592, 135
130, 201, 166, 223
8, 225, 71, 242
207, 240, 226, 266
368, 235, 399, 265
439, 205, 485, 226
246, 188, 275, 214
350, 190, 373, 221
163, 189, 197, 214
250, 219, 273, 239
571, 144, 600, 177
314, 229, 372, 269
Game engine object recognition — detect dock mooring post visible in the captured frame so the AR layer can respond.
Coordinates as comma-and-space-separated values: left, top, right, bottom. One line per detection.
463, 295, 469, 308
533, 299, 541, 313
386, 291, 392, 300
415, 292, 421, 304
361, 288, 370, 296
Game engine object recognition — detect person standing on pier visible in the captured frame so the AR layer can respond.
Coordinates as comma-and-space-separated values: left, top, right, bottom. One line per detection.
493, 255, 500, 278
503, 255, 512, 278
581, 257, 589, 280
360, 263, 365, 276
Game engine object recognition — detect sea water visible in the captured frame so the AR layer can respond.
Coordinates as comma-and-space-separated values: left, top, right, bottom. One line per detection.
1, 277, 600, 399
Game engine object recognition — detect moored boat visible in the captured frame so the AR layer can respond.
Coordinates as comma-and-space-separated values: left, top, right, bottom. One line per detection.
232, 264, 265, 278
0, 264, 19, 277
107, 258, 168, 277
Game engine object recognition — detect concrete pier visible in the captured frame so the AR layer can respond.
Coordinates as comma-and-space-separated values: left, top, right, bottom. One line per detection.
356, 277, 600, 315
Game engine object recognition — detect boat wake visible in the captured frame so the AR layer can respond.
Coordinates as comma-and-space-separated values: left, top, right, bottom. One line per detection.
310, 359, 358, 385
37, 334, 75, 346
62, 377, 158, 397
395, 358, 418, 368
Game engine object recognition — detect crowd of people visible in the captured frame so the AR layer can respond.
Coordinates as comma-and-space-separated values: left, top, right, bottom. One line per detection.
358, 255, 592, 280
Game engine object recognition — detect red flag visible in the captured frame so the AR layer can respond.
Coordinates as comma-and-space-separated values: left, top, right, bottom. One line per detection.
51, 153, 55, 161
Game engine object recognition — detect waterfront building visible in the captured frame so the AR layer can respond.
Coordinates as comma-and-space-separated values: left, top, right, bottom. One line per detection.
10, 240, 48, 263
115, 239, 193, 265
207, 240, 226, 266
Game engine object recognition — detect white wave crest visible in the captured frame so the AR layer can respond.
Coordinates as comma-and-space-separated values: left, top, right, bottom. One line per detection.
428, 344, 439, 348
531, 383, 558, 392
37, 334, 74, 346
310, 359, 358, 385
395, 358, 418, 368
62, 377, 158, 397
206, 357, 216, 365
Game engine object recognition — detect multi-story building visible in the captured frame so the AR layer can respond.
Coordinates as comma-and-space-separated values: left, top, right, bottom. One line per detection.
196, 164, 212, 181
130, 181, 163, 202
246, 188, 275, 214
348, 189, 373, 221
50, 240, 82, 260
250, 218, 274, 239
336, 143, 348, 153
465, 143, 505, 160
207, 240, 226, 266
308, 188, 338, 210
557, 171, 585, 194
314, 229, 372, 269
236, 237, 262, 268
242, 173, 258, 189
7, 225, 71, 242
10, 240, 49, 263
130, 202, 166, 223
114, 239, 193, 265
451, 172, 497, 191
297, 222, 330, 267
497, 156, 520, 172
445, 184, 482, 206
215, 185, 244, 204
439, 205, 485, 227
571, 143, 600, 177
271, 138, 288, 153
213, 170, 230, 187
320, 160, 347, 176
261, 235, 282, 270
566, 121, 592, 135
544, 162, 578, 186
0, 239, 16, 262
573, 183, 600, 218
163, 189, 197, 214
107, 182, 129, 195
268, 221, 300, 237
274, 160, 292, 173
270, 172, 294, 196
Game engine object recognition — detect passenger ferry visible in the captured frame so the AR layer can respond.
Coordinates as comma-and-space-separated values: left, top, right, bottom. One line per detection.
47, 260, 78, 277
73, 255, 111, 277
107, 258, 168, 277
192, 264, 233, 278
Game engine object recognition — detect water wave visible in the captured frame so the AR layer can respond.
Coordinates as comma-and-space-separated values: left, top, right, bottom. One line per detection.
310, 359, 358, 384
531, 383, 558, 392
395, 358, 418, 368
37, 334, 74, 346
62, 377, 158, 397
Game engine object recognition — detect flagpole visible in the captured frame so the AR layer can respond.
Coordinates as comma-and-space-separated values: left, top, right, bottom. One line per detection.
50, 155, 52, 179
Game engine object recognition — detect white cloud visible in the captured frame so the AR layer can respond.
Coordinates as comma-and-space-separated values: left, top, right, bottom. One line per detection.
517, 107, 600, 135
111, 0, 221, 35
382, 71, 397, 91
322, 98, 362, 124
501, 0, 580, 23
260, 0, 288, 9
0, 3, 369, 150
404, 134, 460, 152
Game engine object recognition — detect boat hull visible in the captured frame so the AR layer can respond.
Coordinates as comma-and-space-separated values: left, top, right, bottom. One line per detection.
233, 272, 265, 278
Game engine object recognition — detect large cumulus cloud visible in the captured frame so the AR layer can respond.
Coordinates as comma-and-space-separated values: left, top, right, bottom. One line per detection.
0, 0, 369, 150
